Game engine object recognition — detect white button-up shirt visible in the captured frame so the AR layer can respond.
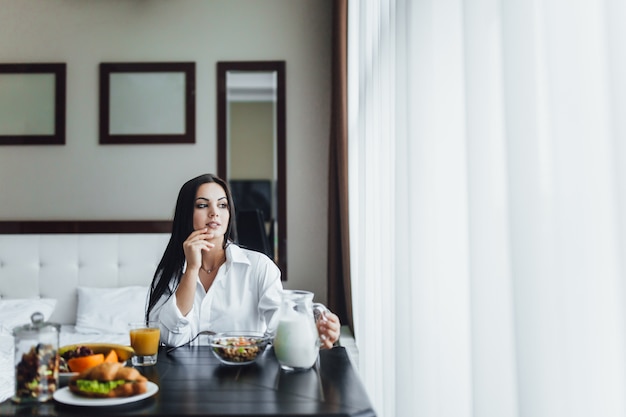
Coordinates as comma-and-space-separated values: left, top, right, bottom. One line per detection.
149, 243, 284, 347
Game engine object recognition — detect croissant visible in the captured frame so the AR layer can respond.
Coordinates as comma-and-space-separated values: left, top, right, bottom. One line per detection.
69, 362, 148, 398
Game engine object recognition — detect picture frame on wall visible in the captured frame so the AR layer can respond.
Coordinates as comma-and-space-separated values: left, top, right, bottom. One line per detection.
0, 63, 66, 145
99, 62, 196, 144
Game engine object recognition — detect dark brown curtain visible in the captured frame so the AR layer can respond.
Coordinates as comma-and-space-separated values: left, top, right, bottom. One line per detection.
327, 0, 353, 334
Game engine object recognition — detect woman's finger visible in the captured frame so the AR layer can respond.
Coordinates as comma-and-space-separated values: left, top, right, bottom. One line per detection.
317, 313, 341, 349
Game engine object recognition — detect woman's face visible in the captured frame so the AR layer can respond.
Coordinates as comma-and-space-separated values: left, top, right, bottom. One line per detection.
193, 182, 230, 241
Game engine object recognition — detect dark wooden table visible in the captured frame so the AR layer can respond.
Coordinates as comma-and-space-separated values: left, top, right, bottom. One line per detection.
0, 345, 376, 416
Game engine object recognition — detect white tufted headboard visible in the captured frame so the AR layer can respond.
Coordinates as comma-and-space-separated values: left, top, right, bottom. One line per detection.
0, 221, 171, 325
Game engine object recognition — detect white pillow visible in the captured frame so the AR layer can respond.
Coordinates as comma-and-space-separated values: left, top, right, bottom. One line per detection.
75, 286, 149, 334
0, 298, 57, 333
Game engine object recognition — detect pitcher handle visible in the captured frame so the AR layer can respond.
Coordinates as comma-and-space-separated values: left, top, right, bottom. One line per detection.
313, 302, 329, 321
313, 303, 330, 345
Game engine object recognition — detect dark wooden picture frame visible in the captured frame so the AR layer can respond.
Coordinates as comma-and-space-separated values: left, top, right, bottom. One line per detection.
0, 63, 66, 145
99, 62, 195, 144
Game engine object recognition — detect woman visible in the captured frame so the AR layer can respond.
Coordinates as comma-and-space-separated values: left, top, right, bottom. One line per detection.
146, 173, 340, 349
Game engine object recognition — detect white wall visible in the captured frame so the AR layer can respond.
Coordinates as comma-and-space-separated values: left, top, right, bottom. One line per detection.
0, 0, 332, 303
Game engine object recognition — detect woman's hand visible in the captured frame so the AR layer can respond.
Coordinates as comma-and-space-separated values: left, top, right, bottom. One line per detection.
182, 228, 215, 271
316, 311, 341, 349
176, 229, 215, 316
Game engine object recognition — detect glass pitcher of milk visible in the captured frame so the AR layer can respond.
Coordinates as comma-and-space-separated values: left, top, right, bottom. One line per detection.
273, 290, 328, 372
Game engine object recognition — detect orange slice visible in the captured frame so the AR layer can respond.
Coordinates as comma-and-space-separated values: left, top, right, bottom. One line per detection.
67, 353, 104, 373
104, 349, 118, 363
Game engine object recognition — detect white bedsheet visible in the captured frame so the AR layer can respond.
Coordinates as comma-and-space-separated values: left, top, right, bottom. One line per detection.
59, 325, 130, 347
0, 332, 12, 403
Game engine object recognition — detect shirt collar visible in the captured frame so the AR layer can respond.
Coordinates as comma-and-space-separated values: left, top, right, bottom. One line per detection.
225, 243, 250, 266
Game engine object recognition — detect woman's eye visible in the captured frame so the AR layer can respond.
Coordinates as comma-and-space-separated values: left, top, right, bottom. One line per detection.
196, 204, 208, 209
219, 203, 228, 209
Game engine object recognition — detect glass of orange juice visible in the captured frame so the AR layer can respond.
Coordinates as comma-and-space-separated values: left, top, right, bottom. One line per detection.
129, 322, 160, 366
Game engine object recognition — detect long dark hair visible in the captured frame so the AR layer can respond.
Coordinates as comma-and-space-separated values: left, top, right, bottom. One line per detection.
146, 173, 237, 321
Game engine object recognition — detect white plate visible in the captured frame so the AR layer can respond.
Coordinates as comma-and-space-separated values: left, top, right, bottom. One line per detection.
53, 381, 158, 407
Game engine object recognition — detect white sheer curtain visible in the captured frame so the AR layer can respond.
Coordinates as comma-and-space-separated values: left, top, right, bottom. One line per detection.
347, 1, 626, 417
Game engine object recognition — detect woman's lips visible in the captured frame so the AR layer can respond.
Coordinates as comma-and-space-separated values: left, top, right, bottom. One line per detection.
207, 222, 220, 229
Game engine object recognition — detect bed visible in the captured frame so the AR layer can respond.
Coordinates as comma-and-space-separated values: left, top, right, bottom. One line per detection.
0, 221, 171, 402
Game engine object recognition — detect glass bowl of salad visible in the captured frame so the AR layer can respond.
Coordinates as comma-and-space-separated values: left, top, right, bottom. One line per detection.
208, 332, 270, 366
